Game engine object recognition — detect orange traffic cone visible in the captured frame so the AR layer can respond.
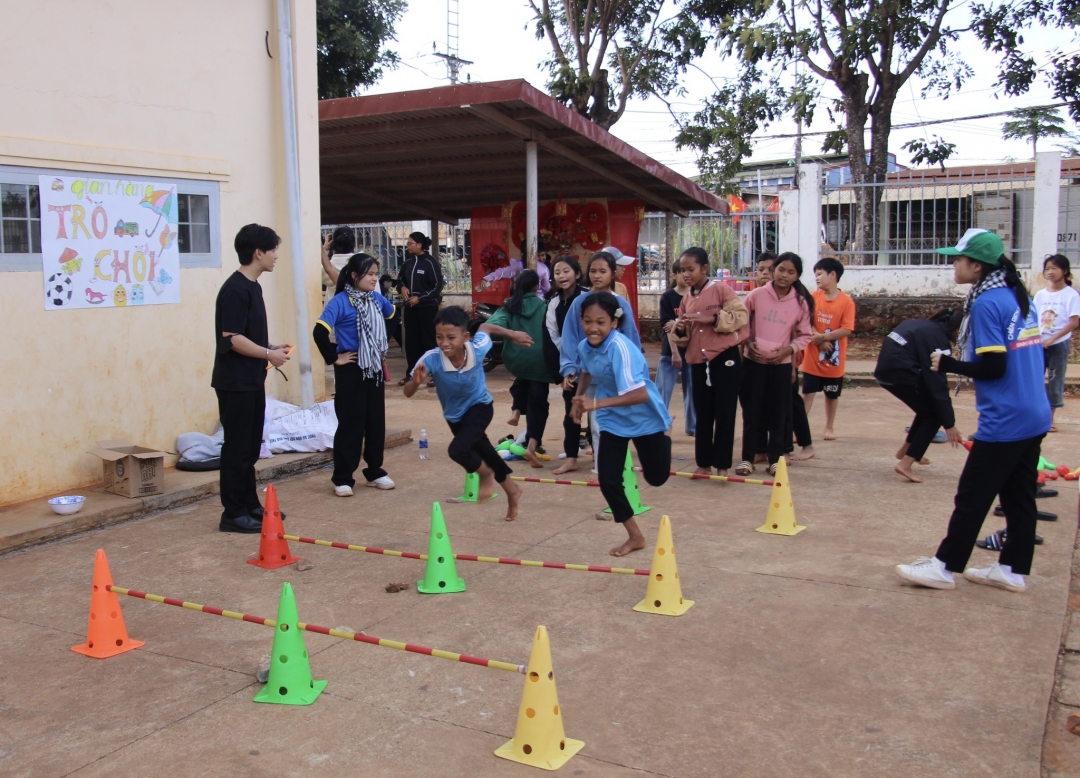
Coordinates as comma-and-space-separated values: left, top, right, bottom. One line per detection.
248, 484, 298, 570
71, 549, 144, 659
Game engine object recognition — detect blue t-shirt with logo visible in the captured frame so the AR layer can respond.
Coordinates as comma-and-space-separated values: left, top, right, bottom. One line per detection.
317, 291, 394, 352
967, 288, 1052, 442
578, 329, 671, 437
421, 331, 494, 422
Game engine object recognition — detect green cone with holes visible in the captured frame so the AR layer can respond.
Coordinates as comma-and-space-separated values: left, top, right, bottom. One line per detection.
253, 582, 327, 705
603, 449, 651, 516
417, 502, 466, 594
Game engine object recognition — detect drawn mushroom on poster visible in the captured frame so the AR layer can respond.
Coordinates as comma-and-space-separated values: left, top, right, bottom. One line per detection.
139, 188, 176, 237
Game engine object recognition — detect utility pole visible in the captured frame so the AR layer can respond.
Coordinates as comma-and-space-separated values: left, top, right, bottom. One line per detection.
793, 61, 803, 189
433, 0, 472, 84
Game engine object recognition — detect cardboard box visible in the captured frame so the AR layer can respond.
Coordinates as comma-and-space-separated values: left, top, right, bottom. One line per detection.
88, 439, 168, 498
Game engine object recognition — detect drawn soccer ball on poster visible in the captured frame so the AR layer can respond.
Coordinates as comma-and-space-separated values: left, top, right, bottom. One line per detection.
45, 273, 73, 307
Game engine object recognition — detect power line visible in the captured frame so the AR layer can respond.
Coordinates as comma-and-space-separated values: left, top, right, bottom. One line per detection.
750, 102, 1072, 140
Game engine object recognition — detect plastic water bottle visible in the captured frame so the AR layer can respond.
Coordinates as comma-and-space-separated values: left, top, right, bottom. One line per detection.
418, 429, 429, 459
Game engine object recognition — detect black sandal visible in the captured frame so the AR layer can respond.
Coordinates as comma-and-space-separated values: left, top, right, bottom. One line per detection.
977, 528, 1043, 550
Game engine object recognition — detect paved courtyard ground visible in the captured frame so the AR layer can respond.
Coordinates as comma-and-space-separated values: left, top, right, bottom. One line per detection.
4, 354, 1080, 777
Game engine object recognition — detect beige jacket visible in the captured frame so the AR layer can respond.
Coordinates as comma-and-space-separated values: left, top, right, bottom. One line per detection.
669, 280, 749, 363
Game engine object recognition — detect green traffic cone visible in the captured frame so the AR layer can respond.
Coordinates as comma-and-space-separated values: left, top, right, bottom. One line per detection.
604, 450, 651, 517
417, 502, 466, 594
448, 471, 497, 503
253, 582, 327, 706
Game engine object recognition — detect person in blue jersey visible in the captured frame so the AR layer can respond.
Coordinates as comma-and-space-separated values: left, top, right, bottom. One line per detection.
897, 229, 1051, 594
560, 251, 641, 473
404, 306, 523, 521
313, 253, 397, 497
571, 293, 672, 557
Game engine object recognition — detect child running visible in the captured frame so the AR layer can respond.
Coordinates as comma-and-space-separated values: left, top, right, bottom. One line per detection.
543, 255, 589, 474
1034, 254, 1080, 431
670, 247, 749, 477
479, 269, 550, 467
738, 252, 814, 476
571, 293, 672, 556
801, 258, 855, 441
403, 306, 523, 521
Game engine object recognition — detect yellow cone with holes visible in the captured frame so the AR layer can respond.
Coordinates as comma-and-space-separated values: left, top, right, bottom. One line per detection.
632, 515, 694, 616
755, 456, 805, 536
495, 626, 584, 771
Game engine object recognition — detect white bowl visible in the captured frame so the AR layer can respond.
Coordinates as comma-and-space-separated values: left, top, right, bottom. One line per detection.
48, 495, 85, 515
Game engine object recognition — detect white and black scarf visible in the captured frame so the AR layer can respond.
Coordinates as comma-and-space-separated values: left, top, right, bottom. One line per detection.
346, 284, 388, 382
956, 268, 1009, 359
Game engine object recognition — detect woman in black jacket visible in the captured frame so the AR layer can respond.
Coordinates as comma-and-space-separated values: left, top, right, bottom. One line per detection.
398, 231, 444, 385
874, 309, 963, 482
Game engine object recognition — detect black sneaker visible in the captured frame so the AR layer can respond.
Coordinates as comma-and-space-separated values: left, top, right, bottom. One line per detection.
219, 514, 263, 533
250, 506, 285, 521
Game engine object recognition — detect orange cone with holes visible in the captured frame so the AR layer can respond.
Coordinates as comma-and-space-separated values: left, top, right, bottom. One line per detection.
71, 549, 144, 659
248, 484, 298, 569
495, 626, 584, 770
633, 515, 694, 616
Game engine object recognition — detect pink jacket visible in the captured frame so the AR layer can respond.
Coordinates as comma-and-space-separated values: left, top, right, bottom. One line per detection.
670, 280, 749, 364
743, 283, 813, 364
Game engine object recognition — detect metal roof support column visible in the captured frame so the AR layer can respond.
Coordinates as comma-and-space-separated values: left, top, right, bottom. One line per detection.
664, 212, 676, 271
429, 218, 440, 267
525, 140, 538, 268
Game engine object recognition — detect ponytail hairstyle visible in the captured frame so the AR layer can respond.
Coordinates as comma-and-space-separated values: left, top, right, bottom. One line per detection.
680, 246, 710, 268
1045, 253, 1073, 287
506, 269, 540, 315
668, 259, 683, 290
774, 252, 815, 319
999, 257, 1031, 318
335, 252, 379, 295
409, 231, 432, 253
579, 291, 623, 322
587, 251, 618, 291
330, 226, 355, 255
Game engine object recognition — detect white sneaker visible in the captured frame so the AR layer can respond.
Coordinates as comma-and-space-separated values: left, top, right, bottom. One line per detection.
963, 562, 1027, 593
895, 556, 955, 590
334, 485, 354, 497
365, 476, 396, 490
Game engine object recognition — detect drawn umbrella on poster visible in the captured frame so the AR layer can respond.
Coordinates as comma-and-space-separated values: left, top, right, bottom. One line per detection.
139, 189, 175, 237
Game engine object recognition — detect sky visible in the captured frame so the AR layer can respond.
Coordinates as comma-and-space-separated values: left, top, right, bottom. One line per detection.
367, 0, 1077, 178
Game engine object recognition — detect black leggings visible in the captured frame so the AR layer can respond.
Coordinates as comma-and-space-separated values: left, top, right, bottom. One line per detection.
597, 430, 671, 523
758, 372, 811, 455
404, 304, 437, 375
740, 360, 792, 465
509, 378, 550, 446
883, 383, 942, 462
560, 383, 589, 458
331, 363, 386, 487
691, 347, 742, 470
446, 402, 512, 483
935, 434, 1043, 575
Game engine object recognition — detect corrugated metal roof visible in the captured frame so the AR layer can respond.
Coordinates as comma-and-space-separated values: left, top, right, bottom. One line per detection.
319, 80, 726, 224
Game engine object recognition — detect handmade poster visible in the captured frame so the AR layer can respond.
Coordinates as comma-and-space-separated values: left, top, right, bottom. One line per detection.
39, 175, 181, 310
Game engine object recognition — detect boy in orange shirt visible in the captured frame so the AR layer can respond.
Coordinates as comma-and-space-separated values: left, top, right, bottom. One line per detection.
801, 257, 855, 440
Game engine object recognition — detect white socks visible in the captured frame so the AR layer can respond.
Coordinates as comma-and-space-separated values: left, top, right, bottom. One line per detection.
997, 564, 1025, 586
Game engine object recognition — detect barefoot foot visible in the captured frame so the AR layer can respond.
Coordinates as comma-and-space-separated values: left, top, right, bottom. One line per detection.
476, 470, 499, 503
610, 537, 647, 556
790, 445, 815, 462
894, 463, 924, 483
503, 478, 522, 521
693, 466, 712, 477
823, 428, 837, 441
524, 450, 544, 468
506, 411, 520, 426
553, 459, 578, 475
753, 454, 768, 464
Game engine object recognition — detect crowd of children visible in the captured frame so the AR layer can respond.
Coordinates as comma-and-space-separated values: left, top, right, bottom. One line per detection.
213, 223, 1067, 595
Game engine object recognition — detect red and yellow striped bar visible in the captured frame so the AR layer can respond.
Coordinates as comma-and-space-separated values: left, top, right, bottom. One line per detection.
108, 585, 524, 674
283, 534, 648, 576
669, 470, 773, 487
509, 476, 600, 487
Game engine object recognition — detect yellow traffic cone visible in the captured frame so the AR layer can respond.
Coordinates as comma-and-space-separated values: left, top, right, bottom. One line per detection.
495, 626, 584, 771
755, 456, 805, 536
633, 515, 694, 616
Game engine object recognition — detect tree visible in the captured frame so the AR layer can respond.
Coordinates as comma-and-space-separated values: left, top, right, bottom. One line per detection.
902, 135, 957, 171
316, 0, 406, 100
1002, 107, 1068, 157
528, 0, 697, 129
972, 0, 1080, 123
674, 0, 980, 253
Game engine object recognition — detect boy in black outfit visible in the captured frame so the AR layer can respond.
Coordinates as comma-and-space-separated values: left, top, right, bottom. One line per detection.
213, 224, 292, 533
